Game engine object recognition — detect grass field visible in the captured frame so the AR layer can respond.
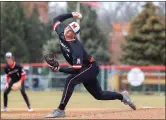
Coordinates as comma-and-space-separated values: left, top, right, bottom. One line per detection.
1, 91, 165, 109
1, 91, 165, 119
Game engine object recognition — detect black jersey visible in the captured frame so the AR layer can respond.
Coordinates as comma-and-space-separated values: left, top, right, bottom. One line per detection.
53, 13, 91, 68
4, 62, 26, 83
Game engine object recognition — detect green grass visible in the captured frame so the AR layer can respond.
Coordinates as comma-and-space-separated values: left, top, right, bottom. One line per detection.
1, 91, 165, 109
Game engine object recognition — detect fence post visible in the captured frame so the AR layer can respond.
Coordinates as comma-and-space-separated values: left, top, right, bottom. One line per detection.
29, 64, 33, 90
110, 65, 115, 91
158, 71, 161, 92
101, 67, 105, 90
106, 67, 109, 90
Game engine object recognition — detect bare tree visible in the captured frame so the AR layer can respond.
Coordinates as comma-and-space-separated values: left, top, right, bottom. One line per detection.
48, 2, 66, 21
117, 2, 143, 22
97, 2, 123, 35
97, 2, 143, 36
158, 2, 165, 16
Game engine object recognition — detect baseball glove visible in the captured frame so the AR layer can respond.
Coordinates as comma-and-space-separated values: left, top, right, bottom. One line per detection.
44, 53, 59, 71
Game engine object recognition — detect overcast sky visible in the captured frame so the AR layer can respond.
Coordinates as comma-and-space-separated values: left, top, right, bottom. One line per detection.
49, 2, 66, 8
49, 2, 160, 11
48, 1, 163, 21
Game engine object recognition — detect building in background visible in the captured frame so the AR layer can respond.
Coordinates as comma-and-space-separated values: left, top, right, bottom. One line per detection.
22, 2, 48, 23
109, 23, 130, 65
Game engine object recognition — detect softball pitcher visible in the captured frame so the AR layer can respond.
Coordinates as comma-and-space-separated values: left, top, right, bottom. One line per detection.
44, 12, 136, 118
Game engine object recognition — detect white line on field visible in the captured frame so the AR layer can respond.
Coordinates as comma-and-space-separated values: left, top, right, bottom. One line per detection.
142, 106, 156, 108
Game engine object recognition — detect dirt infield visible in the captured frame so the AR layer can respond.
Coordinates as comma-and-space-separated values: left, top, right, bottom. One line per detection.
1, 107, 165, 119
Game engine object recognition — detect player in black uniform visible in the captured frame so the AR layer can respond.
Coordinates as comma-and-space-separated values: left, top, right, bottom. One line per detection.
45, 12, 136, 118
1, 52, 33, 112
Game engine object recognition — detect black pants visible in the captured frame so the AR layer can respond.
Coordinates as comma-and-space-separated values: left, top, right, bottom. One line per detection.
58, 62, 123, 110
3, 81, 31, 108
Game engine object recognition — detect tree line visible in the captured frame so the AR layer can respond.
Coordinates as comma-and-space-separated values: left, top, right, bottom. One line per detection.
1, 2, 165, 65
1, 2, 109, 64
1, 2, 52, 63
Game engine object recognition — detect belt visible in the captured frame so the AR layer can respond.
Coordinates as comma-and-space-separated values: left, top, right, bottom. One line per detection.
83, 57, 95, 67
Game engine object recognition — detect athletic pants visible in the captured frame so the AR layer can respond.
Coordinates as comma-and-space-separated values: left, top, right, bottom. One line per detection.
58, 62, 123, 110
3, 81, 31, 108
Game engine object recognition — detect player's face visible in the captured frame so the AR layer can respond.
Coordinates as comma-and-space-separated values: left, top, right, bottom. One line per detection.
6, 58, 13, 65
64, 26, 75, 39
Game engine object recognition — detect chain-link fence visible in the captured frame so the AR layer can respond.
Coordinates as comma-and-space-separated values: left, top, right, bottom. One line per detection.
104, 65, 165, 94
1, 63, 165, 93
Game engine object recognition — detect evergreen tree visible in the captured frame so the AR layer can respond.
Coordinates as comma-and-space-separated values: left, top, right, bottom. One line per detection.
1, 2, 51, 63
43, 31, 65, 62
121, 2, 166, 65
24, 5, 51, 62
1, 2, 29, 62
